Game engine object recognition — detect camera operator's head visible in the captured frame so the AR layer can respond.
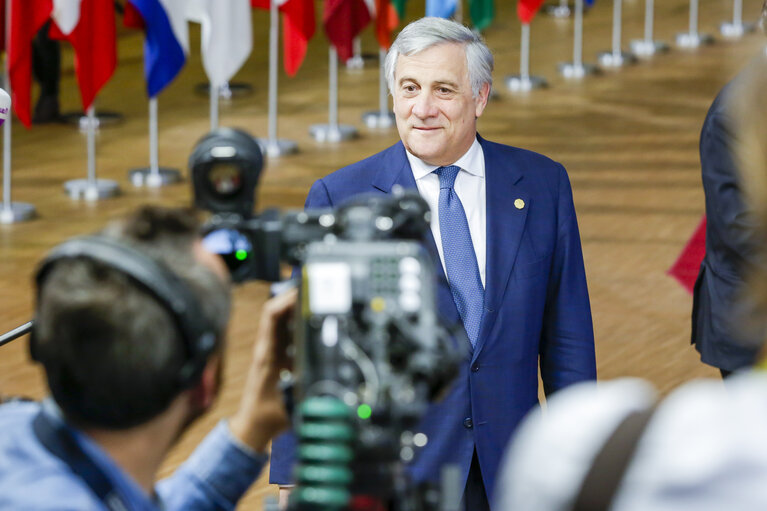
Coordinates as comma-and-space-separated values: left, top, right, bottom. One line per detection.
33, 206, 231, 430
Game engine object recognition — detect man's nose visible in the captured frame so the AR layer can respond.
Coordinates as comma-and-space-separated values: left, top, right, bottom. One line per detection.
412, 93, 438, 118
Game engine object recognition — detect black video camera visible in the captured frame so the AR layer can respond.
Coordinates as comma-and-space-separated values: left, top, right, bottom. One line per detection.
190, 128, 463, 511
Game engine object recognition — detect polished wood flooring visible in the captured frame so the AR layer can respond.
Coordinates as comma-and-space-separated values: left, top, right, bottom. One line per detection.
1, 0, 765, 508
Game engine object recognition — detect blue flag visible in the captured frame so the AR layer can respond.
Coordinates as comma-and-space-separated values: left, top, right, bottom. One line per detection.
426, 0, 457, 18
584, 0, 594, 5
126, 0, 189, 98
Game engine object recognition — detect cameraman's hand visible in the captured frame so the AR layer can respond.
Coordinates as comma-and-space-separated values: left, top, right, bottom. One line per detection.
229, 288, 297, 453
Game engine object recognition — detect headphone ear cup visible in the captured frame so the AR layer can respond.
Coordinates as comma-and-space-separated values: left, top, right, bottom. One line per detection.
29, 321, 40, 362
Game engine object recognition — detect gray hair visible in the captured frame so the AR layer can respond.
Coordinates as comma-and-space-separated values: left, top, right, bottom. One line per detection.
385, 17, 494, 98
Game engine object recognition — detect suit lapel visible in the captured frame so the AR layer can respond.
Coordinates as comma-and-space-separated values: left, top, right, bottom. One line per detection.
473, 137, 529, 360
371, 143, 462, 330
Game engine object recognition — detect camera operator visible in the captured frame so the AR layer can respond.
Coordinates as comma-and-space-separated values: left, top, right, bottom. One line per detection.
0, 206, 296, 510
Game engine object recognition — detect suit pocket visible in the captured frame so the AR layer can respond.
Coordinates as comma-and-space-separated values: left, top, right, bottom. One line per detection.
512, 256, 551, 281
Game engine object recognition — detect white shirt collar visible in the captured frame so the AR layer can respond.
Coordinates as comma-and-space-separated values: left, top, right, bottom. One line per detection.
406, 137, 485, 181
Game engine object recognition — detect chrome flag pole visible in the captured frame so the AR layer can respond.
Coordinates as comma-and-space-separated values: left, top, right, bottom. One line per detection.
676, 0, 714, 48
362, 48, 395, 128
506, 23, 547, 92
64, 105, 119, 200
720, 0, 754, 38
598, 0, 636, 68
547, 0, 572, 18
559, 0, 596, 78
310, 47, 357, 142
630, 0, 669, 57
128, 97, 181, 187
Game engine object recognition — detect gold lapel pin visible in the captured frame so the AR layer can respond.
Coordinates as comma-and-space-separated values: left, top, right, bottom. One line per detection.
514, 198, 525, 210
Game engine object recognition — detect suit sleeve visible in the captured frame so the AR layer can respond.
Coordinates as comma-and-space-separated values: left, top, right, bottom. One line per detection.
539, 165, 597, 395
269, 178, 334, 485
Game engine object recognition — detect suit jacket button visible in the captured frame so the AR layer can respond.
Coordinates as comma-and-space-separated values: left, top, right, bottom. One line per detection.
463, 417, 473, 429
471, 363, 480, 372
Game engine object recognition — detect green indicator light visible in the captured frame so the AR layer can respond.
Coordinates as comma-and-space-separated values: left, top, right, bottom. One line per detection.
235, 249, 248, 261
357, 404, 372, 420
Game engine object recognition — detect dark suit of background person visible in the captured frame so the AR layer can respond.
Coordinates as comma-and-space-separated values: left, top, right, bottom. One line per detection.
270, 18, 596, 509
692, 76, 762, 377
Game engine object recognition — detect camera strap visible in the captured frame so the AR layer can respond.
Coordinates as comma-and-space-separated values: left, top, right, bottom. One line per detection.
571, 405, 657, 511
32, 411, 133, 511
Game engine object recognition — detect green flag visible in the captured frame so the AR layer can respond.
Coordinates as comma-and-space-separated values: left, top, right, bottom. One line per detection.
470, 0, 494, 31
392, 0, 407, 20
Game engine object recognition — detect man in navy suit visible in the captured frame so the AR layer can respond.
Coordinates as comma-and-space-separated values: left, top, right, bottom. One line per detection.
271, 17, 596, 510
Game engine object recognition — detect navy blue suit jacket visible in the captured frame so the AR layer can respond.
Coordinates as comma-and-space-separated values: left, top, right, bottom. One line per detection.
270, 136, 596, 503
692, 81, 760, 371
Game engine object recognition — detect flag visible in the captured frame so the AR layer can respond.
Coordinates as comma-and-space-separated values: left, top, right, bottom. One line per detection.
470, 0, 493, 30
324, 0, 372, 62
585, 0, 594, 4
251, 0, 315, 77
668, 215, 706, 294
517, 0, 544, 24
50, 0, 117, 112
425, 0, 456, 19
6, 0, 54, 127
124, 0, 188, 97
186, 0, 252, 88
391, 0, 406, 19
373, 0, 400, 49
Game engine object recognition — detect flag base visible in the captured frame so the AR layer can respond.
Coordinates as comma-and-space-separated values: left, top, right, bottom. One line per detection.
719, 21, 755, 38
129, 167, 182, 188
309, 124, 357, 143
257, 138, 299, 158
558, 62, 598, 79
362, 111, 395, 129
546, 3, 573, 18
195, 82, 254, 100
597, 51, 637, 68
64, 179, 120, 201
505, 75, 548, 92
630, 39, 670, 57
63, 110, 123, 132
0, 202, 36, 224
675, 32, 714, 48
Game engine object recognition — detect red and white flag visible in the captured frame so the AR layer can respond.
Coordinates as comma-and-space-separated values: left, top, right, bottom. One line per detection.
372, 0, 399, 49
251, 0, 315, 77
49, 0, 117, 112
324, 0, 371, 62
517, 0, 545, 24
4, 0, 54, 127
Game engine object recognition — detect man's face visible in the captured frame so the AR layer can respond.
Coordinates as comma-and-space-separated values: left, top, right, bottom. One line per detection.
392, 43, 490, 167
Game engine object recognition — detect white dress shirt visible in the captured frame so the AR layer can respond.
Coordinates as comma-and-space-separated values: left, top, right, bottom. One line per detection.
405, 138, 487, 288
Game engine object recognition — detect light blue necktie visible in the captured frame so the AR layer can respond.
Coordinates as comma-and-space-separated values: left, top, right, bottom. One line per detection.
435, 165, 485, 347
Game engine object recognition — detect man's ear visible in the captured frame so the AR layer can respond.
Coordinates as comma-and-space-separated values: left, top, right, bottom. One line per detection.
190, 354, 222, 411
475, 83, 491, 118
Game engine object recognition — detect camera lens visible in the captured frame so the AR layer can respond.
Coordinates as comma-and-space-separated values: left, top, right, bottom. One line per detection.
207, 163, 244, 196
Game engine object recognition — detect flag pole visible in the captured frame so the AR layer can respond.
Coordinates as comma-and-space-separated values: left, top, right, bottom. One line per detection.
506, 23, 547, 92
630, 0, 669, 57
597, 0, 635, 68
65, 105, 119, 200
362, 48, 395, 128
1, 0, 35, 223
210, 82, 219, 130
676, 0, 713, 48
546, 0, 572, 18
558, 0, 596, 78
310, 47, 356, 143
128, 97, 182, 187
258, 0, 298, 157
347, 37, 364, 70
454, 0, 463, 23
720, 0, 754, 38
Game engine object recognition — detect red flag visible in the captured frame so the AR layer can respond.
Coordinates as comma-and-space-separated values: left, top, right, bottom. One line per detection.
5, 0, 54, 127
668, 215, 707, 294
251, 0, 315, 77
324, 0, 371, 62
517, 0, 545, 24
374, 0, 399, 49
49, 0, 116, 112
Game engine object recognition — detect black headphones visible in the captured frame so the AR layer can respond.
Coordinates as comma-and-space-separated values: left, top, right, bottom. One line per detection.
31, 235, 218, 389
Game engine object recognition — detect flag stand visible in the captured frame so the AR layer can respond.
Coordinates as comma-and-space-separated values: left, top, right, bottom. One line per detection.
64, 106, 119, 200
546, 0, 573, 18
257, 0, 298, 157
558, 0, 596, 78
1, 0, 36, 224
597, 0, 635, 68
630, 0, 669, 57
128, 98, 181, 187
310, 48, 357, 143
506, 23, 547, 92
362, 48, 395, 129
347, 38, 365, 70
63, 109, 123, 131
720, 0, 754, 38
194, 81, 253, 99
676, 0, 713, 48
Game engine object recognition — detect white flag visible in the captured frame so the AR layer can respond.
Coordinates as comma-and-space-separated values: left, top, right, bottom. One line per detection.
51, 0, 82, 35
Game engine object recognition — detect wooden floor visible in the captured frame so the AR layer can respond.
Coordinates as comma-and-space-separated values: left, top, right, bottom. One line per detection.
1, 0, 765, 508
